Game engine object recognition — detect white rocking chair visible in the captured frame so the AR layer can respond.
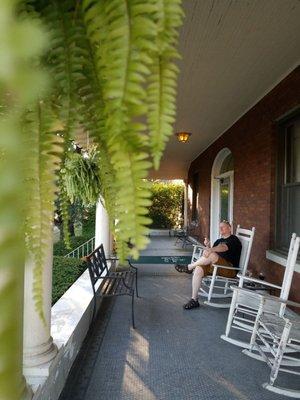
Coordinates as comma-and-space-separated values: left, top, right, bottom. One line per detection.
191, 243, 205, 263
221, 233, 300, 349
243, 295, 300, 398
199, 226, 255, 308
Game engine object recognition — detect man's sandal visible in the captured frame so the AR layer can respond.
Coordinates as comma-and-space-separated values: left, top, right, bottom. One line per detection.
174, 264, 192, 274
183, 299, 200, 310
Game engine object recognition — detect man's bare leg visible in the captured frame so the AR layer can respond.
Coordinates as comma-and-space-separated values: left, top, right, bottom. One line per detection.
192, 266, 204, 300
188, 252, 219, 300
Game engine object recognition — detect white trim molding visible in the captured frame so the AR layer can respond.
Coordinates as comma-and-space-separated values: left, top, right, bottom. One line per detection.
210, 148, 234, 243
266, 250, 300, 274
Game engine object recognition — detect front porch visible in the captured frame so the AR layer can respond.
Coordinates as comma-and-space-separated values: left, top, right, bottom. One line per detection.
2, 1, 298, 399
58, 236, 295, 400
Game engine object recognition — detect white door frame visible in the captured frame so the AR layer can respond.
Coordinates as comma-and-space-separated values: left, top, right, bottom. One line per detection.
210, 148, 234, 243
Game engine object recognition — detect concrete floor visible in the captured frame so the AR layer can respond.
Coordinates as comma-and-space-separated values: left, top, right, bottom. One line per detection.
59, 236, 296, 400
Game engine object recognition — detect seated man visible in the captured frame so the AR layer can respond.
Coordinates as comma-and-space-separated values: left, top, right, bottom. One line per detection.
175, 220, 242, 310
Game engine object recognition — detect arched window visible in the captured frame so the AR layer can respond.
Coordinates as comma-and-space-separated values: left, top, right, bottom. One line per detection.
219, 153, 234, 174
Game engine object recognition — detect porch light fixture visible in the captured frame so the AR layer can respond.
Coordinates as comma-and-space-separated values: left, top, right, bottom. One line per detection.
176, 131, 192, 143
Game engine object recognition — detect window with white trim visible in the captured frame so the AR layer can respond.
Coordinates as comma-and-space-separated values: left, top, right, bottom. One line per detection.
275, 114, 300, 252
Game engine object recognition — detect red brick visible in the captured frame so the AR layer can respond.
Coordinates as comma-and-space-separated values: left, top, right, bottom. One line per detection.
188, 66, 300, 304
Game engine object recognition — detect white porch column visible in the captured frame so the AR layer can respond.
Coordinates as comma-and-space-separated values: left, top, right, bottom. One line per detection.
183, 181, 188, 228
95, 199, 110, 256
23, 230, 57, 381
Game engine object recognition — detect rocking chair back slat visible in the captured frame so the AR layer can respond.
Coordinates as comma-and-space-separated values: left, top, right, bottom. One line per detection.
280, 234, 299, 301
191, 244, 205, 263
236, 225, 255, 275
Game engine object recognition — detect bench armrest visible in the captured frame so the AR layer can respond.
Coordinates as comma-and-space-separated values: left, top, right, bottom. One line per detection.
127, 260, 137, 269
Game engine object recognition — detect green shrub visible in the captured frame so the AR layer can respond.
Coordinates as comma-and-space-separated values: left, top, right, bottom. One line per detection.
82, 205, 96, 238
52, 256, 88, 304
149, 182, 184, 229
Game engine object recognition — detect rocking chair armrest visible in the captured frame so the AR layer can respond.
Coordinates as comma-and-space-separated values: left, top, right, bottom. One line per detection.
261, 296, 300, 309
230, 286, 266, 298
229, 287, 300, 309
212, 264, 240, 271
237, 274, 282, 290
286, 299, 300, 309
193, 243, 206, 249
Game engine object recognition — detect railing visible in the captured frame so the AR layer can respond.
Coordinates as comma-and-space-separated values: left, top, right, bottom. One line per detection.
65, 236, 95, 259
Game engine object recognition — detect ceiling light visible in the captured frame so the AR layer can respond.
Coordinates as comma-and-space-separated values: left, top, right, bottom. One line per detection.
176, 131, 192, 143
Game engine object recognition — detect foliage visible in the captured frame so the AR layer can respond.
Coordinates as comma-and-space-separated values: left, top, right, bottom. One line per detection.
61, 146, 101, 207
148, 182, 184, 229
82, 205, 96, 238
80, 0, 183, 259
0, 0, 183, 397
23, 102, 63, 321
148, 1, 184, 169
16, 0, 183, 262
52, 256, 87, 304
0, 1, 48, 399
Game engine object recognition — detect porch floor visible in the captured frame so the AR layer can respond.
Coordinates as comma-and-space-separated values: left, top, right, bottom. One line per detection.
59, 236, 295, 400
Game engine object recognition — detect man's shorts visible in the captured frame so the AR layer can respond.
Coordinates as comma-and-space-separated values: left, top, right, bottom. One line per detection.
200, 256, 236, 278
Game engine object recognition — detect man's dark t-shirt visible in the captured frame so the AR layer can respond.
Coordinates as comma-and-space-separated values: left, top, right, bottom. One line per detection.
213, 235, 242, 268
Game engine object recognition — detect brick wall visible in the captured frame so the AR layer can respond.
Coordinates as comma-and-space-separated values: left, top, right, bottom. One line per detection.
188, 66, 300, 303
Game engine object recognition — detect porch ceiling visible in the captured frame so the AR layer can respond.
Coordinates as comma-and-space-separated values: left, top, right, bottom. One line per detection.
149, 0, 300, 180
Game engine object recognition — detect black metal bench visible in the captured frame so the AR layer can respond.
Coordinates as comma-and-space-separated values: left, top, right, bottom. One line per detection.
86, 244, 138, 328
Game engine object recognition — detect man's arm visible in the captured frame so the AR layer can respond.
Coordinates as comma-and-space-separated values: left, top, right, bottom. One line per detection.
207, 243, 228, 254
188, 242, 229, 269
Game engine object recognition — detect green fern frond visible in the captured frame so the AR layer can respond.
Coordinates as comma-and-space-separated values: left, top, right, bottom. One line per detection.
148, 0, 184, 169
112, 149, 153, 259
81, 0, 161, 258
0, 1, 49, 398
41, 0, 83, 136
73, 3, 118, 226
58, 176, 71, 248
23, 100, 63, 321
62, 147, 102, 207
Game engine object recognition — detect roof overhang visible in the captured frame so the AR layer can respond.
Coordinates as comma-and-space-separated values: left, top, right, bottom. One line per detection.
149, 0, 300, 180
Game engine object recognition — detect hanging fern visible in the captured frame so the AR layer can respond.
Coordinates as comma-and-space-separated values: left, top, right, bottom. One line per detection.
41, 0, 81, 137
62, 146, 102, 206
0, 4, 184, 396
73, 2, 118, 225
58, 175, 72, 248
148, 0, 184, 169
23, 101, 63, 321
0, 1, 49, 399
81, 0, 155, 258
